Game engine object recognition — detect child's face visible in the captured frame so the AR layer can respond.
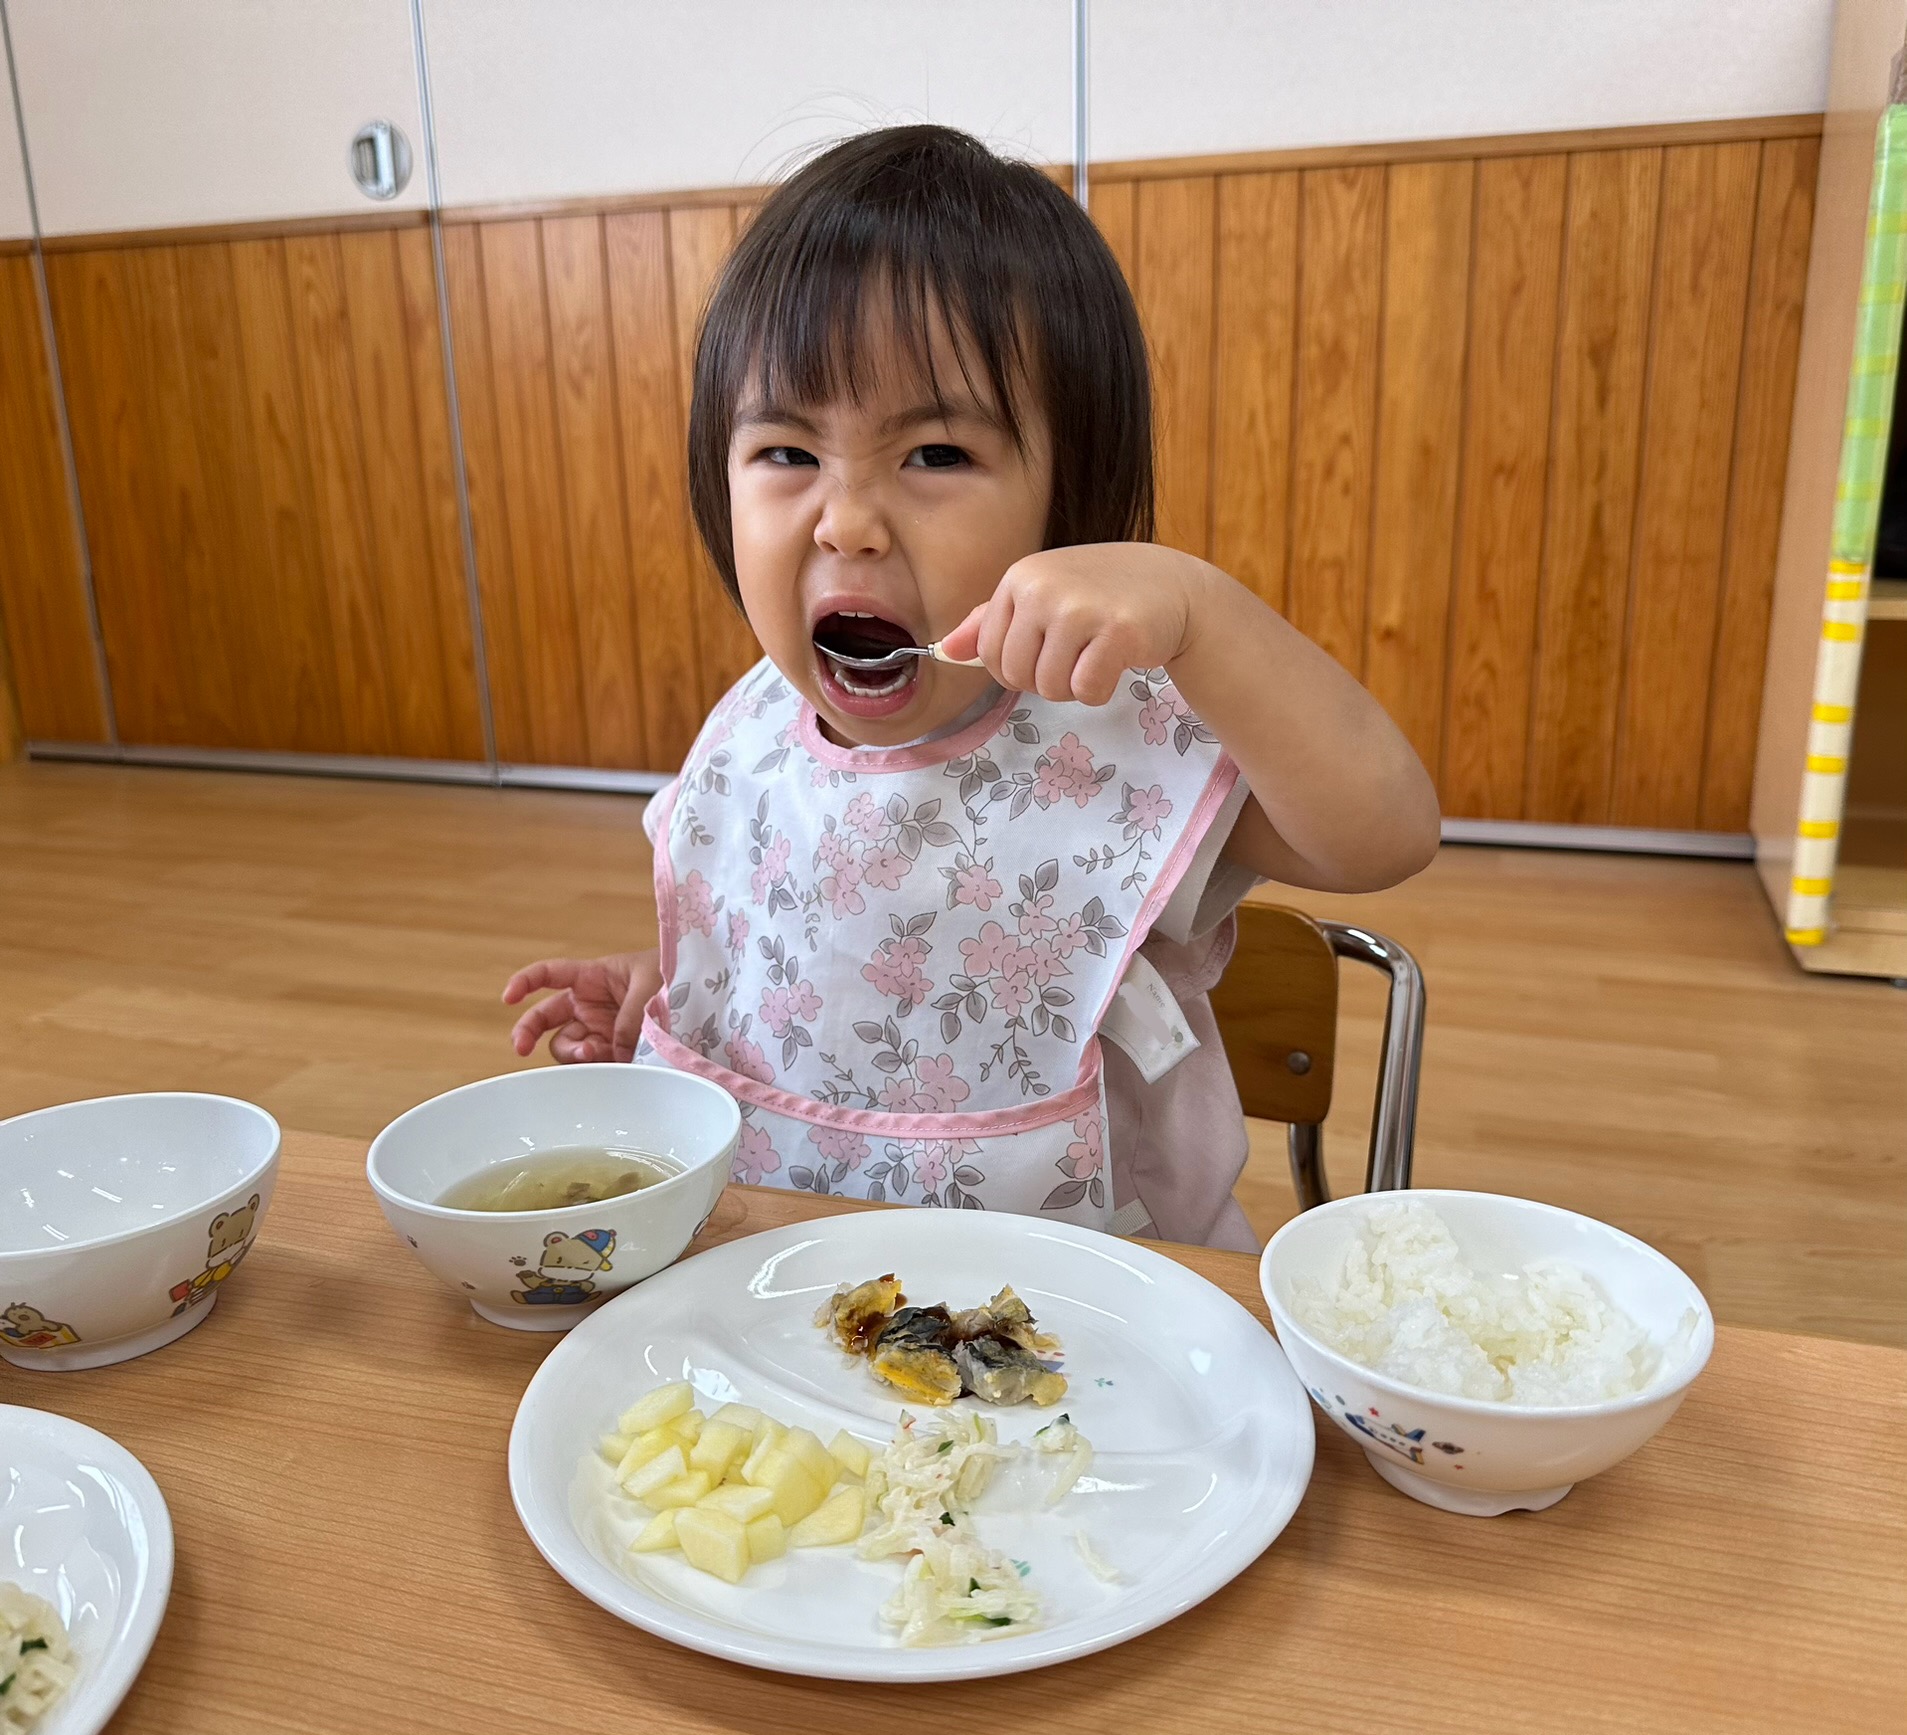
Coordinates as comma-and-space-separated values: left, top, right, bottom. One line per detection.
727, 316, 1052, 745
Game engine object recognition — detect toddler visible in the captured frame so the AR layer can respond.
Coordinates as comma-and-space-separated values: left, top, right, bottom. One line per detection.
505, 126, 1438, 1251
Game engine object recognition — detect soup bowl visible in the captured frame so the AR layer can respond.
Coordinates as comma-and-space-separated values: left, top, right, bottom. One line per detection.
1260, 1190, 1713, 1515
367, 1064, 740, 1330
0, 1093, 281, 1371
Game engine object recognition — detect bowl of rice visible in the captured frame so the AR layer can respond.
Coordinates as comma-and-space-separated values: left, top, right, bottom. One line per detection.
1259, 1191, 1712, 1516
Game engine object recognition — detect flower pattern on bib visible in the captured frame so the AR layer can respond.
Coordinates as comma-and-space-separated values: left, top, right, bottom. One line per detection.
644, 662, 1236, 1223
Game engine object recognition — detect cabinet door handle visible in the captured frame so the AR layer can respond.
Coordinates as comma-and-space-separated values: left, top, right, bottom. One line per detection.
350, 120, 412, 201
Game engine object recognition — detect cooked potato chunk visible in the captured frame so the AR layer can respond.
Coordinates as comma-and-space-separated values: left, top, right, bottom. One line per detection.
621, 1443, 688, 1500
628, 1509, 680, 1553
676, 1507, 750, 1584
827, 1430, 871, 1480
745, 1513, 787, 1564
689, 1419, 749, 1482
619, 1383, 695, 1436
647, 1470, 713, 1510
599, 1431, 634, 1465
696, 1482, 774, 1523
788, 1486, 865, 1548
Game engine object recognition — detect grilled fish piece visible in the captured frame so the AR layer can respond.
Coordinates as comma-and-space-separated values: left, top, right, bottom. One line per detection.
951, 1285, 1062, 1357
819, 1274, 906, 1356
953, 1334, 1069, 1407
868, 1304, 963, 1405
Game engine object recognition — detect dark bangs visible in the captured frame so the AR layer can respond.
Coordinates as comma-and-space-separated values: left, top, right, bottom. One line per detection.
688, 124, 1153, 599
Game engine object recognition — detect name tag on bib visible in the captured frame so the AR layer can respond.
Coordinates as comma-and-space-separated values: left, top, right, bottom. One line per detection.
1099, 952, 1200, 1085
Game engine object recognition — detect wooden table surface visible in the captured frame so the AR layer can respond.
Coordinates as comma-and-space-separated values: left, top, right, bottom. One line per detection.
7, 1129, 1902, 1734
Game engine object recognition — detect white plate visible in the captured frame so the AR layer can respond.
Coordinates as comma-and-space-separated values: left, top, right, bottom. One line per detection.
0, 1406, 173, 1735
509, 1209, 1313, 1681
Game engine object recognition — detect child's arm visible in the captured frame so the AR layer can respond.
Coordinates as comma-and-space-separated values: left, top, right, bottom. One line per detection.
937, 544, 1440, 892
502, 949, 663, 1063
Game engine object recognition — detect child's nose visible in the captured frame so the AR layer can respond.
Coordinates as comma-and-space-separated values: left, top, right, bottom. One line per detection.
813, 479, 891, 559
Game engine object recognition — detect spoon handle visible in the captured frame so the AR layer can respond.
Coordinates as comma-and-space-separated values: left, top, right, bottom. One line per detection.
927, 641, 985, 668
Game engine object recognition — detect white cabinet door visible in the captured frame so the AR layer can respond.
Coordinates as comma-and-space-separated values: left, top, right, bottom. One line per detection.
1088, 0, 1835, 164
420, 0, 1072, 209
0, 36, 31, 240
8, 0, 428, 237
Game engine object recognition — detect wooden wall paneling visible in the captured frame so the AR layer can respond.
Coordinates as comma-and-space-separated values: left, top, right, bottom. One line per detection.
1525, 148, 1662, 824
391, 226, 485, 761
1209, 172, 1299, 609
282, 232, 400, 755
1365, 159, 1475, 774
337, 229, 480, 761
1703, 136, 1821, 830
1441, 155, 1568, 817
1089, 178, 1138, 291
1612, 142, 1761, 828
174, 239, 285, 749
1288, 166, 1385, 674
127, 243, 246, 746
441, 219, 532, 761
0, 253, 108, 742
666, 203, 758, 716
476, 220, 590, 766
605, 209, 706, 771
1132, 177, 1218, 559
542, 212, 647, 768
226, 237, 347, 752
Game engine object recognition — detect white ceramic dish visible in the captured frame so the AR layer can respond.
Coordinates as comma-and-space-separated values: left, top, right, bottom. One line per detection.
510, 1208, 1314, 1681
0, 1094, 281, 1371
367, 1064, 740, 1330
0, 1406, 174, 1735
1260, 1189, 1714, 1516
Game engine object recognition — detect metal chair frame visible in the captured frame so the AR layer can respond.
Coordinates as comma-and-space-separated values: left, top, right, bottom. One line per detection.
1282, 921, 1424, 1210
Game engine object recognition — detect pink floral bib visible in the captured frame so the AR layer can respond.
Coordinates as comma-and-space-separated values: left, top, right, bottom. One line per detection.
637, 663, 1237, 1229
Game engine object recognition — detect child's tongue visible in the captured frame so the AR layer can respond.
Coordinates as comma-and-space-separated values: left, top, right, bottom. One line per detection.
813, 611, 916, 661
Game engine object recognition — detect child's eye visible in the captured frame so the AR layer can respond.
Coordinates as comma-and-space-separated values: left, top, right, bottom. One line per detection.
905, 444, 969, 470
761, 445, 820, 467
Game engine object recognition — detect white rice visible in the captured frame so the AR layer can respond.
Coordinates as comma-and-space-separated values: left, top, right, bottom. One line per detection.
1292, 1200, 1665, 1406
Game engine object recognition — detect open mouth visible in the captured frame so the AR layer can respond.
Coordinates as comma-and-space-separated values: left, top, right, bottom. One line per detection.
812, 610, 921, 714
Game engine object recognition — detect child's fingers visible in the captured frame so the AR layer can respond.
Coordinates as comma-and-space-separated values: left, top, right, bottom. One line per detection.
502, 958, 580, 1004
550, 1023, 600, 1064
611, 986, 651, 1064
994, 604, 1052, 695
1070, 632, 1131, 706
1032, 617, 1096, 703
934, 603, 988, 663
511, 989, 577, 1055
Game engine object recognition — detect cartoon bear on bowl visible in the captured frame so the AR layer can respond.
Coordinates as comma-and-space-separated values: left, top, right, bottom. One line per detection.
0, 1303, 80, 1350
169, 1193, 261, 1316
510, 1228, 616, 1306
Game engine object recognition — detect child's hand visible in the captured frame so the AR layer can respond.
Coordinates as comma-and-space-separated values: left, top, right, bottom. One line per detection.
935, 543, 1207, 705
501, 949, 662, 1064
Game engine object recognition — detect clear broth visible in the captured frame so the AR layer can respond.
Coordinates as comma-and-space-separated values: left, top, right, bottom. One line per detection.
437, 1146, 678, 1213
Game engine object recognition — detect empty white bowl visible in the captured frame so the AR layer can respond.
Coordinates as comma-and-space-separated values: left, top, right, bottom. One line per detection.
0, 1094, 281, 1371
366, 1064, 740, 1331
1260, 1189, 1713, 1515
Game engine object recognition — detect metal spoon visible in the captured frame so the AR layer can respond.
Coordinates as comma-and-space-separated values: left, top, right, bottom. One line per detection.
813, 639, 984, 671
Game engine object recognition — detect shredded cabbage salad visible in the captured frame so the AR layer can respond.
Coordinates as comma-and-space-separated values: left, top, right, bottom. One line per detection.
860, 1409, 1094, 1645
0, 1583, 76, 1735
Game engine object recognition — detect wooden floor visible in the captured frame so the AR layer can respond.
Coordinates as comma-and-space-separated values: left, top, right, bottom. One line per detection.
3, 760, 1901, 1346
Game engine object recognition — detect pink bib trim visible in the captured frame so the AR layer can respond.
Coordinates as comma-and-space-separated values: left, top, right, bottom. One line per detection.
640, 995, 1105, 1137
796, 688, 1019, 774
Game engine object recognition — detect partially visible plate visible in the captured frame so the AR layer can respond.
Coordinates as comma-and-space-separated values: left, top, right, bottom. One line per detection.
0, 1407, 173, 1735
509, 1209, 1313, 1681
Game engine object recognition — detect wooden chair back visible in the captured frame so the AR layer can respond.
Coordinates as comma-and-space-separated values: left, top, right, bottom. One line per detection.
1207, 902, 1339, 1126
